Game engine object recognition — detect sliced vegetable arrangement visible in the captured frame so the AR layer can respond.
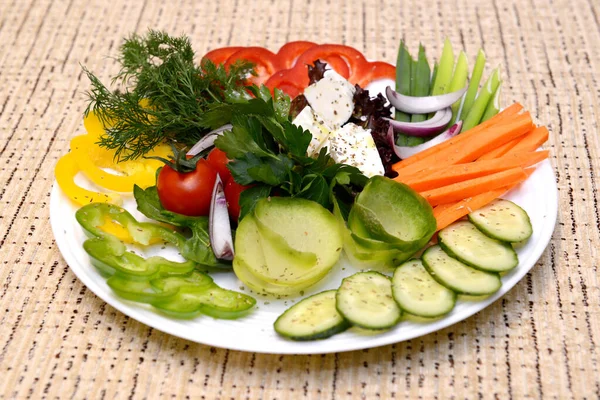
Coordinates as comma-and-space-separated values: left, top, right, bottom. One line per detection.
55, 31, 550, 336
275, 199, 533, 340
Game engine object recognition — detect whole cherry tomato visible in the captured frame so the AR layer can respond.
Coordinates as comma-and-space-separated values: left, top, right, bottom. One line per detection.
206, 148, 232, 183
224, 178, 252, 220
157, 159, 217, 216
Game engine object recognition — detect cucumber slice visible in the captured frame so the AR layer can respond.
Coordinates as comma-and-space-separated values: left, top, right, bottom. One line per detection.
336, 271, 402, 330
422, 245, 501, 295
438, 221, 518, 272
468, 199, 533, 242
274, 290, 350, 341
392, 259, 456, 317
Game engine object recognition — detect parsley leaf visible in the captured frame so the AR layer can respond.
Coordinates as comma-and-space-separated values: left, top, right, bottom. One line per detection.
238, 185, 272, 221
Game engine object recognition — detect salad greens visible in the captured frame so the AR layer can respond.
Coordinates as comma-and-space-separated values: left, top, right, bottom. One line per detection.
133, 185, 231, 270
207, 85, 368, 219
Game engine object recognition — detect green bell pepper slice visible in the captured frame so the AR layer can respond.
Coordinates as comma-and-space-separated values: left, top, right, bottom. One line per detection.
107, 276, 179, 304
76, 203, 182, 246
150, 273, 257, 319
83, 237, 197, 279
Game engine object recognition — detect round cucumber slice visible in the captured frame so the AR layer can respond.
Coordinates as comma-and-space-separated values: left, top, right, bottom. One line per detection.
336, 271, 402, 330
468, 199, 533, 243
438, 221, 518, 272
422, 245, 501, 295
274, 290, 350, 341
392, 259, 456, 318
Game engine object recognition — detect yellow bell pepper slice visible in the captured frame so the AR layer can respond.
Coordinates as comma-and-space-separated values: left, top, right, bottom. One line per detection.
56, 109, 171, 206
54, 153, 121, 206
97, 215, 162, 244
69, 135, 165, 192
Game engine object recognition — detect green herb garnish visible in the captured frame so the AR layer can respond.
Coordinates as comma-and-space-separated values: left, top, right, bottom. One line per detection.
83, 30, 254, 161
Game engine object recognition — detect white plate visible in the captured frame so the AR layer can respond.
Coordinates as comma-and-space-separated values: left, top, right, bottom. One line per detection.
51, 79, 558, 354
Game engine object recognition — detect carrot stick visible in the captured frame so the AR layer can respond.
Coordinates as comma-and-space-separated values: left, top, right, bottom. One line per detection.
392, 103, 524, 171
402, 151, 548, 192
395, 112, 533, 178
477, 134, 524, 160
504, 126, 549, 155
433, 203, 456, 219
419, 167, 528, 206
434, 186, 511, 231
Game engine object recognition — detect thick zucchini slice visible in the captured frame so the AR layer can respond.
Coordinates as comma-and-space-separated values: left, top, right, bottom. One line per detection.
422, 245, 501, 295
336, 271, 402, 330
468, 199, 533, 242
233, 257, 310, 297
438, 221, 518, 272
392, 259, 456, 317
234, 214, 331, 292
274, 290, 350, 341
254, 197, 343, 271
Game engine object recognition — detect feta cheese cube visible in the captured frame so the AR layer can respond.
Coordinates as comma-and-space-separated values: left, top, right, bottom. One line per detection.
303, 69, 355, 130
328, 123, 385, 177
291, 106, 333, 156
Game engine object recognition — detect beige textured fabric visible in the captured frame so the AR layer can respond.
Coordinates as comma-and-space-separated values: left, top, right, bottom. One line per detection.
1, 0, 599, 398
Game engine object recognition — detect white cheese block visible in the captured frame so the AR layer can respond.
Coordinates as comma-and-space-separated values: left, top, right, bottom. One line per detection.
291, 105, 333, 156
303, 70, 356, 130
328, 123, 385, 178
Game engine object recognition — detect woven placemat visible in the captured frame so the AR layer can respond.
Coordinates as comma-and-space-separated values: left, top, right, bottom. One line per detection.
1, 0, 598, 398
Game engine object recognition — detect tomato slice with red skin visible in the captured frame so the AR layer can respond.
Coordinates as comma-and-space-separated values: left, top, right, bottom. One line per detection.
225, 47, 283, 86
201, 47, 244, 66
276, 41, 317, 69
356, 61, 396, 87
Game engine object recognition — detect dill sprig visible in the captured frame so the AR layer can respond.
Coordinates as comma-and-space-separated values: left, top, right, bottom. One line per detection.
83, 30, 254, 161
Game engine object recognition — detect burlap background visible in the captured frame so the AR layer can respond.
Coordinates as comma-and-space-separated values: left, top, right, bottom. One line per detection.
1, 0, 598, 398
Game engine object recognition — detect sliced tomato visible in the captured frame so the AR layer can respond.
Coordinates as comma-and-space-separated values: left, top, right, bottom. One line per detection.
276, 41, 317, 69
201, 47, 244, 66
225, 47, 283, 86
356, 61, 396, 87
294, 44, 369, 84
224, 179, 253, 220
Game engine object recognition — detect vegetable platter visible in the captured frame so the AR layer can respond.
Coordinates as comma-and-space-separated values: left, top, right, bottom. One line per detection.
51, 31, 557, 354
